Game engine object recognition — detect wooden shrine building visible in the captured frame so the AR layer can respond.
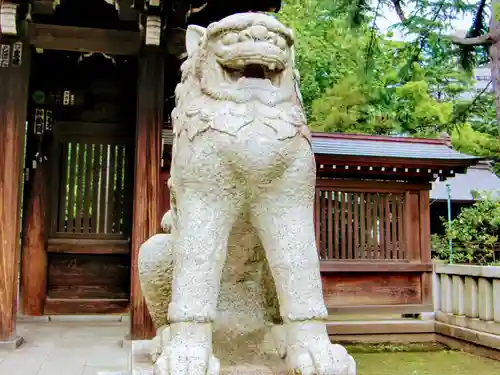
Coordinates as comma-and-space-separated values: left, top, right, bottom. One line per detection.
0, 0, 480, 347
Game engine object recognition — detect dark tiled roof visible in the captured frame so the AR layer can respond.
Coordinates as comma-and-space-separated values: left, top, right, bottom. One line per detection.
311, 135, 479, 161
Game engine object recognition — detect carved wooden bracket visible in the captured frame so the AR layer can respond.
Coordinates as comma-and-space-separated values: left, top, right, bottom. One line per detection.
0, 2, 18, 36
145, 15, 161, 46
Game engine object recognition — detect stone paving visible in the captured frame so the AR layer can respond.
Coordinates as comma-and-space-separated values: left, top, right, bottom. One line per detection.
0, 318, 129, 375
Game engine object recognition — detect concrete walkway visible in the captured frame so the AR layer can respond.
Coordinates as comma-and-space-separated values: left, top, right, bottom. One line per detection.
0, 319, 129, 375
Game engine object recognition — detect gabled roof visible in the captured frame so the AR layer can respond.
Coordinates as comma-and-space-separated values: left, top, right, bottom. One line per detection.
430, 161, 500, 202
311, 133, 479, 161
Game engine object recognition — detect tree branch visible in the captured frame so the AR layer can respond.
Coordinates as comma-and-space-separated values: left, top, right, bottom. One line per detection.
451, 33, 492, 46
391, 0, 407, 23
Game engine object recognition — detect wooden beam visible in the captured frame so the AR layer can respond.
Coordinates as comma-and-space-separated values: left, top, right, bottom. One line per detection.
130, 48, 164, 340
0, 38, 30, 347
315, 178, 430, 192
419, 190, 433, 308
44, 298, 129, 315
315, 154, 477, 170
320, 261, 433, 273
47, 238, 130, 255
419, 191, 431, 262
327, 304, 434, 315
27, 23, 142, 55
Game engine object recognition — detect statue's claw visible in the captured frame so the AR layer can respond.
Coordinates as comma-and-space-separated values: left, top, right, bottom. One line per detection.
271, 325, 287, 359
150, 326, 171, 363
285, 321, 356, 375
153, 349, 220, 375
152, 323, 220, 375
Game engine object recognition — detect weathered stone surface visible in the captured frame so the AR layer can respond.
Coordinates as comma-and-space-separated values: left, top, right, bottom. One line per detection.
435, 264, 500, 279
479, 278, 494, 321
134, 12, 355, 375
452, 275, 465, 316
0, 336, 23, 350
464, 276, 479, 318
494, 279, 500, 323
436, 311, 500, 336
440, 274, 453, 313
129, 337, 288, 375
432, 270, 441, 311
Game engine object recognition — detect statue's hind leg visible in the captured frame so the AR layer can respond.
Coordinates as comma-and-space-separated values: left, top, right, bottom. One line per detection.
250, 146, 356, 375
138, 233, 175, 362
155, 186, 240, 375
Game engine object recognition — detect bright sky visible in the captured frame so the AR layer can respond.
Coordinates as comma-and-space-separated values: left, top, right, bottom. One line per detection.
377, 2, 478, 40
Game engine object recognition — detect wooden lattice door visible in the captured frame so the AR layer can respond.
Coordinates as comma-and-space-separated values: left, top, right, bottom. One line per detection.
45, 121, 134, 314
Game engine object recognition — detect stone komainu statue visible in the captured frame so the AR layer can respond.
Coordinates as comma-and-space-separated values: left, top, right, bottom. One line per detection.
138, 12, 356, 375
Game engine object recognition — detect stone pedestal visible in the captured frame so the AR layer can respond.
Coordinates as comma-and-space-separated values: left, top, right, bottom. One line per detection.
99, 336, 288, 375
0, 336, 24, 350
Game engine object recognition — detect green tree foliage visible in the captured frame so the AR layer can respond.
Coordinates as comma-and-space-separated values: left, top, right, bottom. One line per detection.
278, 0, 500, 164
277, 0, 476, 136
277, 0, 369, 114
451, 123, 500, 172
432, 193, 500, 264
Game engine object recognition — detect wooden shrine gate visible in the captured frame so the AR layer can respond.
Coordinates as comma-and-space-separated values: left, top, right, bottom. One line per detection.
42, 122, 135, 314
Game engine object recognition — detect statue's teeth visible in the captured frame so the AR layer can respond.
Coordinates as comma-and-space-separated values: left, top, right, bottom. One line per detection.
269, 63, 276, 71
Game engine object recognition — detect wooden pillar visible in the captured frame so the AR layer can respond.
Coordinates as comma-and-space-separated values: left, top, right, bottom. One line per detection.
21, 142, 49, 316
0, 38, 30, 347
130, 48, 164, 339
419, 190, 433, 307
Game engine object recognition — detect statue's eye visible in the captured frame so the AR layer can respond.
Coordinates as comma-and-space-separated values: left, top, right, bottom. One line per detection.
275, 35, 287, 50
221, 32, 239, 45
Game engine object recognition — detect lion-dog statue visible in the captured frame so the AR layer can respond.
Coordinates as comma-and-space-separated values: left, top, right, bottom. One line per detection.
138, 12, 356, 375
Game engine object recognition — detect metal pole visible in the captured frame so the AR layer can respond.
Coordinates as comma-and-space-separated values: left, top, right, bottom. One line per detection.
446, 183, 453, 263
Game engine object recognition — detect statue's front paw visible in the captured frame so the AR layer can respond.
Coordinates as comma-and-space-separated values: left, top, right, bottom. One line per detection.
150, 326, 171, 363
153, 345, 220, 375
287, 343, 356, 375
285, 321, 356, 375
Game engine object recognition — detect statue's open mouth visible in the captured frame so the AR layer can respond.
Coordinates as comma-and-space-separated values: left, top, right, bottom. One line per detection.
208, 15, 293, 88
220, 60, 283, 86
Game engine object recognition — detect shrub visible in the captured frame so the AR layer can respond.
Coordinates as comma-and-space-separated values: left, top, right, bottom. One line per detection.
432, 191, 500, 265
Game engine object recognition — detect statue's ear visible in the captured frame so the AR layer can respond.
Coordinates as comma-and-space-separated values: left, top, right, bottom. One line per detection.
186, 25, 206, 56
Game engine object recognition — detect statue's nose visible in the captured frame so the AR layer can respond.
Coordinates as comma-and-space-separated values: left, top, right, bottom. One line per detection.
248, 25, 268, 41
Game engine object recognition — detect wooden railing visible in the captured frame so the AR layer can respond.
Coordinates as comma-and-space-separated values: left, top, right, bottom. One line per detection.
315, 189, 406, 260
55, 142, 129, 236
314, 179, 432, 262
434, 264, 500, 351
49, 122, 134, 239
